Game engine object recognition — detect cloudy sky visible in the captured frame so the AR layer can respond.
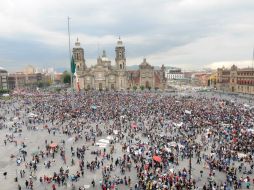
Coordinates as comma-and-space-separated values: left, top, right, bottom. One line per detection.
1, 0, 254, 72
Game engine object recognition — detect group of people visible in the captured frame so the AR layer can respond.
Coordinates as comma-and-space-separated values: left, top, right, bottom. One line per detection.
0, 89, 254, 190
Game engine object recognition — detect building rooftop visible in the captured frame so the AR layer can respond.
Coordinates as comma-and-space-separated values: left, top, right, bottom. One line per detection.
0, 67, 7, 73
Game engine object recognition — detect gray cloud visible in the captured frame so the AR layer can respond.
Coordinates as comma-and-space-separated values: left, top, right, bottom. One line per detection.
0, 0, 254, 72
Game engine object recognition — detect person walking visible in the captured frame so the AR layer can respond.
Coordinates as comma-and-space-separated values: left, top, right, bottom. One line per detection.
25, 180, 29, 188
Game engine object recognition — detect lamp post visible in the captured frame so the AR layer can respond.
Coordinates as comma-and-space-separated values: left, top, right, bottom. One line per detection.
188, 143, 193, 190
68, 16, 72, 89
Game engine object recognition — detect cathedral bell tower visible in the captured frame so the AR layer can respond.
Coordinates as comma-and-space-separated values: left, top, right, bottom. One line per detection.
72, 38, 86, 71
115, 37, 127, 90
115, 37, 126, 71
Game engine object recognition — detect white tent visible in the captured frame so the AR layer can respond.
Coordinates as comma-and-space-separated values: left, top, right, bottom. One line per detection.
106, 136, 114, 140
28, 113, 38, 118
95, 142, 108, 148
173, 122, 183, 127
238, 153, 247, 158
98, 139, 110, 144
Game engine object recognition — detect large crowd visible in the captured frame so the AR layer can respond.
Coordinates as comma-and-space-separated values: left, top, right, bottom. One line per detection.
0, 90, 254, 190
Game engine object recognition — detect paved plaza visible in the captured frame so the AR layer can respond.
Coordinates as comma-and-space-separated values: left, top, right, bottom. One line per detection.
0, 90, 254, 190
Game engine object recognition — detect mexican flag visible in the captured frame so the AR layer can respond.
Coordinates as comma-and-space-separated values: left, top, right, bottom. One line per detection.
71, 55, 76, 74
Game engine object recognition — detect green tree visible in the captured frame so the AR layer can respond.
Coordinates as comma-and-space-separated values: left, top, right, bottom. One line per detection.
62, 71, 71, 84
133, 86, 137, 91
0, 89, 9, 94
140, 85, 145, 91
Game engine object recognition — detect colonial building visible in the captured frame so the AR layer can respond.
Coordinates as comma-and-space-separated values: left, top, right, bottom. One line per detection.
216, 65, 254, 94
0, 67, 8, 90
8, 72, 46, 90
166, 67, 184, 80
74, 38, 166, 90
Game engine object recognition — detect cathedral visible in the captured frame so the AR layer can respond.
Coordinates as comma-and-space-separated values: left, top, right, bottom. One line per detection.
73, 38, 166, 91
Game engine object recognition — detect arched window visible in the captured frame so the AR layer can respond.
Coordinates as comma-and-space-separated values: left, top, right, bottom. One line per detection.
120, 64, 122, 69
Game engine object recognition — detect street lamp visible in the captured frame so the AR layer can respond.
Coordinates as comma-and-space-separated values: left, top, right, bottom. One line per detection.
188, 143, 194, 190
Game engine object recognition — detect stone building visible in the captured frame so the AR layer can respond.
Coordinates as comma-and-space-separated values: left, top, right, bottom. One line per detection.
166, 67, 184, 80
74, 38, 166, 90
8, 72, 45, 89
0, 67, 8, 90
216, 65, 254, 94
127, 59, 166, 89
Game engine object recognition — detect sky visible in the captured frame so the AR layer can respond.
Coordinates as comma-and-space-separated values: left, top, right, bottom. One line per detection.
0, 0, 254, 72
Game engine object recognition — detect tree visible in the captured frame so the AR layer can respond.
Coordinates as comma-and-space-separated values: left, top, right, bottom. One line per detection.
62, 71, 71, 84
0, 89, 9, 94
133, 86, 137, 91
140, 85, 145, 91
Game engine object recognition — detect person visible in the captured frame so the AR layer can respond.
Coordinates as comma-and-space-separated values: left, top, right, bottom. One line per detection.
91, 179, 95, 187
52, 183, 56, 190
18, 184, 21, 190
3, 172, 7, 179
200, 170, 203, 177
25, 180, 29, 188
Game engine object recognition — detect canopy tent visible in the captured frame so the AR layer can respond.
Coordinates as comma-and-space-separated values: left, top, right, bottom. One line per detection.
49, 143, 58, 148
173, 122, 183, 127
238, 153, 247, 158
91, 105, 97, 110
131, 123, 137, 128
28, 113, 38, 118
98, 139, 110, 144
106, 136, 114, 140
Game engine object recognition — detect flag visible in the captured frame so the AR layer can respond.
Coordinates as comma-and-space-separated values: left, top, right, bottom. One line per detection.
77, 81, 80, 92
77, 78, 80, 92
71, 55, 76, 74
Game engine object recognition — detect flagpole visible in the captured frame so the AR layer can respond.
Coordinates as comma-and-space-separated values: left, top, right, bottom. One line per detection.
252, 47, 254, 70
68, 16, 73, 89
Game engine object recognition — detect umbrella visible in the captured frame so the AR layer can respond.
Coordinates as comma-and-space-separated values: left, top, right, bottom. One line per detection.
131, 123, 137, 128
49, 143, 58, 148
91, 105, 97, 110
31, 150, 39, 156
153, 155, 162, 162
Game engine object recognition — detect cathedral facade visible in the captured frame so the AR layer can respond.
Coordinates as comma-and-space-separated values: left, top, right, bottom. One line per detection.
73, 38, 166, 91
